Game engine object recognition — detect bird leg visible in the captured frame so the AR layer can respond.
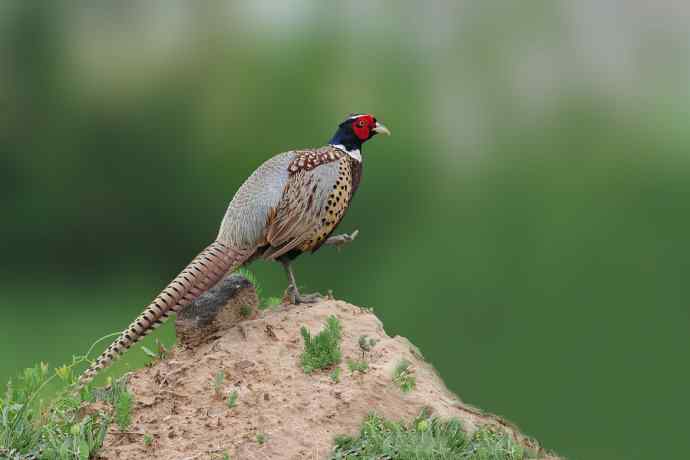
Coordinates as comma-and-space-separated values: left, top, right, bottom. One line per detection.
280, 259, 322, 304
323, 229, 359, 251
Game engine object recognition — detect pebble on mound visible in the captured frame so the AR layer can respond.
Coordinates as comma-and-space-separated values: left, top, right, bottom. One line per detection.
98, 276, 557, 459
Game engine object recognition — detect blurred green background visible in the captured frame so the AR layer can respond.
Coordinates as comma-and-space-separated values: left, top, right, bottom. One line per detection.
2, 2, 689, 458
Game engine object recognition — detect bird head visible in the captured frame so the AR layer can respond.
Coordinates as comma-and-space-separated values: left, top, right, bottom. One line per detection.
329, 113, 390, 153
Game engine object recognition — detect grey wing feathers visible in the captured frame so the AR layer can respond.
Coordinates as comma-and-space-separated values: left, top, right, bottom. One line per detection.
217, 151, 294, 249
263, 160, 341, 258
217, 150, 342, 260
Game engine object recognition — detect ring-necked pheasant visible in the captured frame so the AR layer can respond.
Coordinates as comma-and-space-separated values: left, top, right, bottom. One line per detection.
77, 113, 390, 386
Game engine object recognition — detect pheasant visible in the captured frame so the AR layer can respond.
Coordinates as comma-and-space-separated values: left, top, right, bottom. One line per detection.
77, 113, 390, 386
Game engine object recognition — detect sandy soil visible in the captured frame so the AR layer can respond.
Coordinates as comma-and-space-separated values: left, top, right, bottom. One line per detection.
98, 298, 554, 460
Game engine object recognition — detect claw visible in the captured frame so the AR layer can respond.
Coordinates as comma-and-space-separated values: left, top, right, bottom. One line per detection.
295, 292, 323, 304
287, 286, 322, 305
280, 257, 324, 305
325, 229, 359, 250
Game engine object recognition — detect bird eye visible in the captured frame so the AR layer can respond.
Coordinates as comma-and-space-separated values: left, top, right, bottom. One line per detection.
357, 120, 366, 128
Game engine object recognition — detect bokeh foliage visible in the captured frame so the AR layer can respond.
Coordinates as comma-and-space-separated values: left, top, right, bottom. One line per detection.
2, 3, 690, 459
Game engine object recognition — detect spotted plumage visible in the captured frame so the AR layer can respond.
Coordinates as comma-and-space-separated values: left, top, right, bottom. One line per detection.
288, 146, 346, 174
77, 113, 389, 388
299, 155, 356, 252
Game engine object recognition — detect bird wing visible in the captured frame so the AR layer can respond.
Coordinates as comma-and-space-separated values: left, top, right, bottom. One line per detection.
217, 151, 294, 250
264, 153, 343, 258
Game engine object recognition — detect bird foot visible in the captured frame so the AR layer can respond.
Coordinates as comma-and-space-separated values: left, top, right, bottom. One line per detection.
324, 229, 359, 251
286, 286, 323, 305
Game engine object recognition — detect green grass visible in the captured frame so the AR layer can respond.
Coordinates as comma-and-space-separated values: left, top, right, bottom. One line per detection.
0, 363, 129, 459
114, 389, 133, 431
346, 359, 369, 374
331, 412, 530, 459
0, 333, 141, 459
235, 268, 282, 309
393, 359, 416, 393
264, 297, 283, 309
212, 371, 225, 399
239, 305, 253, 318
0, 271, 279, 459
300, 315, 342, 374
141, 338, 168, 363
226, 390, 238, 408
357, 335, 377, 354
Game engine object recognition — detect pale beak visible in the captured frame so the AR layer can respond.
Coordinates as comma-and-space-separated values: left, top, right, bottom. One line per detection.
373, 122, 391, 136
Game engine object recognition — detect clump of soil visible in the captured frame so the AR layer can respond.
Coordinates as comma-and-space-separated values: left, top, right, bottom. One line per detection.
98, 294, 555, 459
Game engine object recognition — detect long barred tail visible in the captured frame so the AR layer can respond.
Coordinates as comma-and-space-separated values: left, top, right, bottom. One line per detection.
77, 240, 247, 388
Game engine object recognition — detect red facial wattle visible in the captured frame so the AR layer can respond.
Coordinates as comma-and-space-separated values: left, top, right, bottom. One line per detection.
352, 115, 375, 140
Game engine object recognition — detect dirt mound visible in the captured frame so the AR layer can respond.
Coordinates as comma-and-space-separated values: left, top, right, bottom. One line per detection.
98, 292, 555, 459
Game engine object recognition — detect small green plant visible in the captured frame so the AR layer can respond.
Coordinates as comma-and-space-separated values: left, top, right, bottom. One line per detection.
0, 332, 123, 459
237, 267, 260, 293
114, 389, 134, 431
330, 367, 341, 383
393, 359, 416, 393
346, 359, 369, 374
142, 338, 168, 362
358, 335, 377, 358
239, 305, 253, 318
212, 371, 225, 399
222, 452, 231, 460
256, 432, 267, 444
331, 411, 529, 459
236, 268, 281, 309
143, 433, 153, 447
300, 315, 342, 373
466, 426, 527, 459
264, 296, 282, 309
227, 390, 238, 408
332, 412, 465, 459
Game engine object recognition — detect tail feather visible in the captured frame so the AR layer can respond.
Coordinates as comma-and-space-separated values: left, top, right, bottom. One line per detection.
77, 240, 248, 387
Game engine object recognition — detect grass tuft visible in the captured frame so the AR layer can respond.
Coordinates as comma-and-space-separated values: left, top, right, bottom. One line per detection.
357, 335, 377, 355
227, 390, 238, 408
141, 338, 168, 364
393, 359, 416, 393
264, 297, 282, 309
300, 315, 342, 373
346, 359, 369, 374
235, 268, 282, 309
212, 371, 225, 400
331, 411, 528, 459
465, 426, 527, 459
0, 332, 133, 459
239, 305, 253, 318
236, 267, 261, 296
114, 389, 134, 431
